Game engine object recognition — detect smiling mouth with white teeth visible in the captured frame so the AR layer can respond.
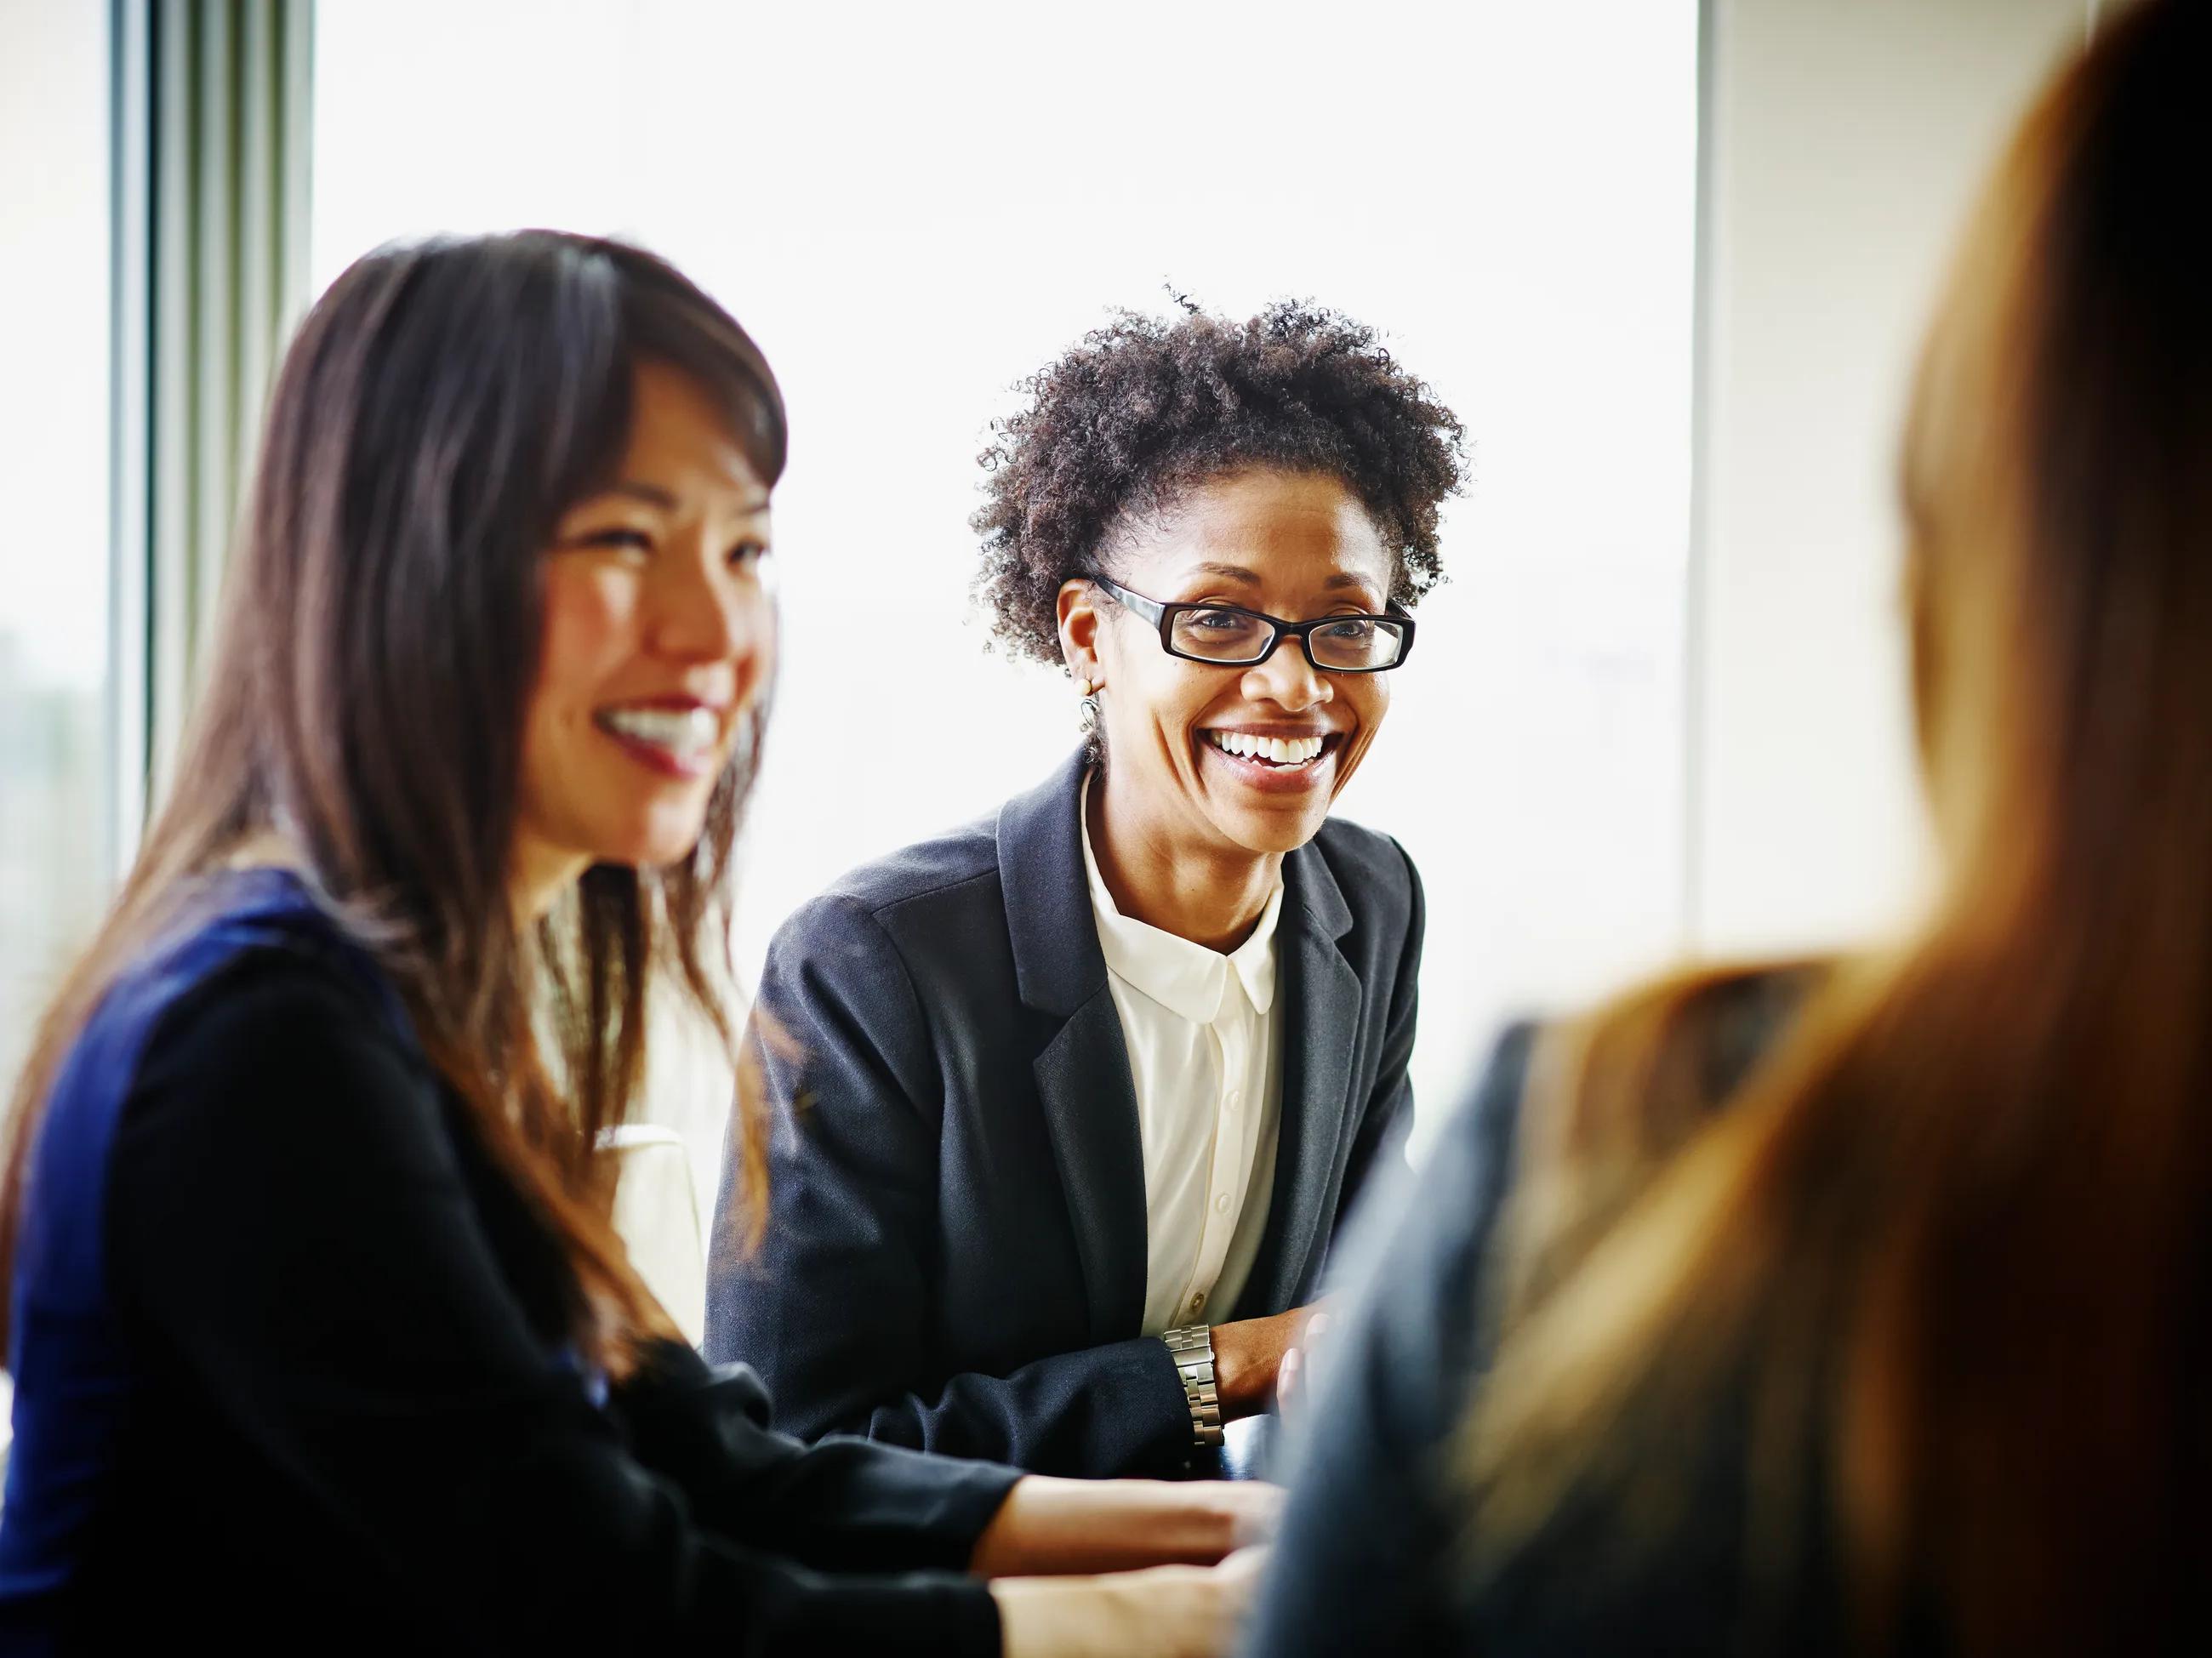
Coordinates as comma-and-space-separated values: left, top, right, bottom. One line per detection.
1204, 729, 1334, 770
594, 705, 724, 773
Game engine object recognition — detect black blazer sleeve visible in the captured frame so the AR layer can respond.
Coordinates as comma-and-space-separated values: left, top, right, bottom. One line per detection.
1239, 1023, 1534, 1658
707, 895, 1194, 1476
609, 1343, 1026, 1575
1246, 971, 1827, 1656
108, 957, 1017, 1656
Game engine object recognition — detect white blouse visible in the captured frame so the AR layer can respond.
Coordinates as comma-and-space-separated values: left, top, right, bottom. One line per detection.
1080, 787, 1285, 1336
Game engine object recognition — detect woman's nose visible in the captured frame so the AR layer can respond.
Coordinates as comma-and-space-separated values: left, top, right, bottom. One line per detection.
651, 540, 773, 688
1243, 640, 1334, 711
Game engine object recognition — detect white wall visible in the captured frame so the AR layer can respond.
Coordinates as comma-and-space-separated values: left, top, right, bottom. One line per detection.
1690, 0, 2088, 955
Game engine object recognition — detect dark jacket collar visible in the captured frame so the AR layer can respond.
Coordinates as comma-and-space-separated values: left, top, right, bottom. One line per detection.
997, 749, 1363, 1336
996, 748, 1108, 1018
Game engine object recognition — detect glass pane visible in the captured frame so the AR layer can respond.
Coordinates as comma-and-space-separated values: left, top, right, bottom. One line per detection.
1308, 618, 1406, 671
312, 0, 1697, 1171
1170, 607, 1274, 661
0, 2, 113, 1090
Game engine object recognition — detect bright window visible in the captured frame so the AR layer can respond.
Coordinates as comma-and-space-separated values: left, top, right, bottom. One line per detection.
0, 3, 114, 1091
312, 0, 1699, 1176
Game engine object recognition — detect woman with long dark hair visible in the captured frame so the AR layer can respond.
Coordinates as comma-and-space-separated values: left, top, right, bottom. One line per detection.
1247, 1, 2212, 1651
705, 302, 1462, 1478
0, 231, 1266, 1655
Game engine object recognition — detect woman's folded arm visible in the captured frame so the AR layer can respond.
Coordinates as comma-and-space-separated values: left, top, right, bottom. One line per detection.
109, 953, 1011, 1654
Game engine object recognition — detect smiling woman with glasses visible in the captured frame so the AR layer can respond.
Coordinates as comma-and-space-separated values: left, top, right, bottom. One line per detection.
706, 299, 1465, 1481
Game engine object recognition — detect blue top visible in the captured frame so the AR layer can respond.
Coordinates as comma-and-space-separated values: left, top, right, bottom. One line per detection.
0, 868, 1016, 1655
1, 870, 405, 1612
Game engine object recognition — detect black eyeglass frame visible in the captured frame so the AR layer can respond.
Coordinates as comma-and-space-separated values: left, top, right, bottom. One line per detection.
1086, 575, 1417, 674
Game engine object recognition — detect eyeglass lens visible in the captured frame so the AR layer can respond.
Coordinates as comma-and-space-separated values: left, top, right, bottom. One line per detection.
1166, 607, 1406, 670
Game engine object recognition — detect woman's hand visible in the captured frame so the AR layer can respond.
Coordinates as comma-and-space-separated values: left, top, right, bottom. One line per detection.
1208, 1302, 1328, 1421
969, 1476, 1281, 1578
1274, 1309, 1333, 1424
991, 1547, 1268, 1658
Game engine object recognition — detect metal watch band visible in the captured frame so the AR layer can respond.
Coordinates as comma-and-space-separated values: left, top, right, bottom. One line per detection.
1162, 1323, 1224, 1450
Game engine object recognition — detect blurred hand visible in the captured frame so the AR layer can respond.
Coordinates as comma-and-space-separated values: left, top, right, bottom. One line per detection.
1274, 1309, 1333, 1425
1211, 1301, 1331, 1421
970, 1475, 1284, 1578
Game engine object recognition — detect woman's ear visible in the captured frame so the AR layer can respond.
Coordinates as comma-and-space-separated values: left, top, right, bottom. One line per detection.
1057, 578, 1103, 687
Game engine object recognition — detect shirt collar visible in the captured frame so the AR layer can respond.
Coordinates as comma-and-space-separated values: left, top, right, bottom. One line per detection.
1079, 776, 1283, 1024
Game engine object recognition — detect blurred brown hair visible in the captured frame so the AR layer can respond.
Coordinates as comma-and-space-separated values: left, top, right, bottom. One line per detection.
1467, 2, 2212, 1649
0, 231, 784, 1377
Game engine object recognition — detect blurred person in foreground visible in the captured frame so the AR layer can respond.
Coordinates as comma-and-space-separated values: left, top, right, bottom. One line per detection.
1246, 2, 2212, 1653
0, 231, 1270, 1655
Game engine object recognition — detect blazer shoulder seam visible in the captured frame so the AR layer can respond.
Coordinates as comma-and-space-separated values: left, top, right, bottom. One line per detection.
1312, 818, 1418, 914
858, 862, 1003, 925
806, 843, 1001, 926
796, 893, 945, 1121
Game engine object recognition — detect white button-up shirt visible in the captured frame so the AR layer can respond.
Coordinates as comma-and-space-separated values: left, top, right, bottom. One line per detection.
1080, 788, 1285, 1336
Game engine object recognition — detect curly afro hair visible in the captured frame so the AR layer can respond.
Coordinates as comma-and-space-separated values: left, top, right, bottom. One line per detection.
972, 298, 1467, 667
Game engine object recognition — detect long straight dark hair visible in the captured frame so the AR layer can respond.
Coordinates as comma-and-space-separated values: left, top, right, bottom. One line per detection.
1468, 3, 2212, 1652
0, 231, 784, 1375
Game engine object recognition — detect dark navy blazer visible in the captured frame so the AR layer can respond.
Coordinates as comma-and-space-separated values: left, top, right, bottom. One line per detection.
0, 871, 1016, 1653
704, 749, 1424, 1477
1245, 975, 1884, 1658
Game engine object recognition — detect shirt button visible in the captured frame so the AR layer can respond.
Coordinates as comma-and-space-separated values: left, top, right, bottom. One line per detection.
1213, 1193, 1231, 1214
1224, 1090, 1242, 1112
1189, 1292, 1206, 1314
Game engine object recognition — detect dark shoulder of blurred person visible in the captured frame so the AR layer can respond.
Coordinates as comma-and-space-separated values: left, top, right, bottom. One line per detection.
1245, 966, 1828, 1658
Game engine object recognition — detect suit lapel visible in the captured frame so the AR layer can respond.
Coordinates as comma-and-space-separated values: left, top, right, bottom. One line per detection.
1031, 993, 1149, 1342
1234, 839, 1360, 1316
1000, 750, 1149, 1343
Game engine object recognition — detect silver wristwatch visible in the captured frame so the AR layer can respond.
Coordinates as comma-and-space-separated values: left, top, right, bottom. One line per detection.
1162, 1324, 1224, 1449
